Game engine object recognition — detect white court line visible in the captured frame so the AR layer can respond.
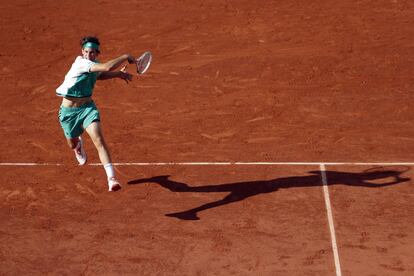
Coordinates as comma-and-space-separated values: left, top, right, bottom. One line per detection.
91, 162, 414, 166
320, 164, 342, 276
0, 163, 63, 166
1, 162, 414, 166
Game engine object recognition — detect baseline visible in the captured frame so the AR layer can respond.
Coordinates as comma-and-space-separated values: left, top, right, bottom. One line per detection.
1, 162, 414, 166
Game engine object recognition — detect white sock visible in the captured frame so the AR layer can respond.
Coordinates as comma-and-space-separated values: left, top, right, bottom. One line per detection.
104, 163, 115, 180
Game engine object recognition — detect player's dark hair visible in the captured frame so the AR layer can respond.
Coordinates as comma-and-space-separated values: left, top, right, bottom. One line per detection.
80, 36, 100, 53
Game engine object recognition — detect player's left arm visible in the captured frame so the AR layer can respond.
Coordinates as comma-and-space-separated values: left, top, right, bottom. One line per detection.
97, 65, 132, 82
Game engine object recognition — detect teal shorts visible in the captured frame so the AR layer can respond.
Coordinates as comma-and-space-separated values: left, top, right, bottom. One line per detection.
58, 101, 100, 138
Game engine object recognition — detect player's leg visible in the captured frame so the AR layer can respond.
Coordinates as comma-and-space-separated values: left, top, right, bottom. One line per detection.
85, 121, 111, 164
85, 121, 121, 191
66, 136, 87, 165
66, 137, 79, 149
59, 106, 87, 165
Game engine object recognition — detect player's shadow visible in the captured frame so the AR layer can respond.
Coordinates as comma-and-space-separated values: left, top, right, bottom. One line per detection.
128, 168, 410, 220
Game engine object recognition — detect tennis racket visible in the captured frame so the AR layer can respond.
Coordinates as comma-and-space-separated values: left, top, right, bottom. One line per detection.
136, 51, 152, 74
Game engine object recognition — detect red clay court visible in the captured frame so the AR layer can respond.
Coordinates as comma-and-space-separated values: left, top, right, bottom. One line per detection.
1, 0, 413, 275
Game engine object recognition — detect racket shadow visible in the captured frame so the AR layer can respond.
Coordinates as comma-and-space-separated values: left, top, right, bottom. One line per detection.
127, 169, 410, 220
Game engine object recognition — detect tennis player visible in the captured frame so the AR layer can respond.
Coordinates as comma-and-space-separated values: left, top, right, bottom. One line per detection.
56, 36, 135, 191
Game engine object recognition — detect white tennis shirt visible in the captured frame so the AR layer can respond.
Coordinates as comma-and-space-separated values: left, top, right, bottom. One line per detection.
56, 56, 99, 98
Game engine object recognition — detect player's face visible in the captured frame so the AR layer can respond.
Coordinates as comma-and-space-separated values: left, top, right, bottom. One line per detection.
82, 47, 99, 61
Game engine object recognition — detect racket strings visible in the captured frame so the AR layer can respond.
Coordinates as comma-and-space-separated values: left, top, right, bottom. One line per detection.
136, 52, 152, 74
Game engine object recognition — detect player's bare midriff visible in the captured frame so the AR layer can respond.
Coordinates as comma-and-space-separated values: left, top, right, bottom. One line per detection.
61, 97, 93, 108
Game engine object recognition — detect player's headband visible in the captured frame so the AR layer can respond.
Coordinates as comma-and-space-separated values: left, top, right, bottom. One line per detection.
82, 42, 100, 51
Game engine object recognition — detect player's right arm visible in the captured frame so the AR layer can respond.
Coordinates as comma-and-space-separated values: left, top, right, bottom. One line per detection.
90, 54, 135, 72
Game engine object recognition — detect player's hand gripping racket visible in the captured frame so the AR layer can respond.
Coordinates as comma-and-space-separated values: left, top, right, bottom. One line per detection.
136, 51, 152, 74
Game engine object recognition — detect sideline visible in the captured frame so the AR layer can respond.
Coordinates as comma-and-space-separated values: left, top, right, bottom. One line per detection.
320, 164, 342, 276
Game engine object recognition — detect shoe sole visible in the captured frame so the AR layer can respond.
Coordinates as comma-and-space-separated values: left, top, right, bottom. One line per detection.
109, 184, 122, 192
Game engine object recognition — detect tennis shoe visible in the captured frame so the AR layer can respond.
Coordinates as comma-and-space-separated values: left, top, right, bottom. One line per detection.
108, 177, 122, 192
73, 136, 87, 165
